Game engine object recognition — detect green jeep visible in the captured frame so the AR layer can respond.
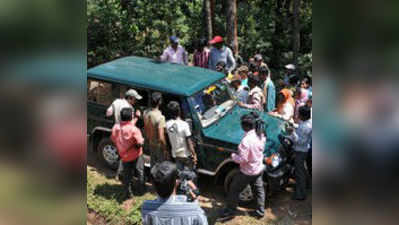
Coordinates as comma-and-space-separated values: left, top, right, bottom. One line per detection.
87, 56, 285, 201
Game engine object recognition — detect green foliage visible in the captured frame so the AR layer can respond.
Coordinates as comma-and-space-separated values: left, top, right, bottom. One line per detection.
88, 0, 312, 77
87, 168, 152, 225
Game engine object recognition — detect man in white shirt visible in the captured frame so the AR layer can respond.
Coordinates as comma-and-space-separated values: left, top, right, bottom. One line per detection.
160, 36, 188, 65
165, 101, 197, 171
106, 89, 142, 124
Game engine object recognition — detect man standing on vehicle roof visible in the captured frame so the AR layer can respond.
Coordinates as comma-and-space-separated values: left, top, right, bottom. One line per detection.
208, 36, 236, 73
160, 36, 188, 65
143, 92, 169, 168
106, 89, 142, 124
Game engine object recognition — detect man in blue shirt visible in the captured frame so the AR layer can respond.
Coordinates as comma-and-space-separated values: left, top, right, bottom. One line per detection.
141, 161, 208, 225
208, 36, 236, 73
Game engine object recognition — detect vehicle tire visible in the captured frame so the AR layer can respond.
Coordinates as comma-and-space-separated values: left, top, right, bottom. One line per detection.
224, 168, 254, 204
97, 137, 119, 170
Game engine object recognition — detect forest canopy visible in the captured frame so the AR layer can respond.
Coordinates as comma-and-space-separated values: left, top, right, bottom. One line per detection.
87, 0, 312, 79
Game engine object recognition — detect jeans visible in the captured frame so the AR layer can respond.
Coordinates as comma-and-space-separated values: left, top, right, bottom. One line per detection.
294, 151, 308, 199
122, 155, 145, 195
227, 171, 265, 216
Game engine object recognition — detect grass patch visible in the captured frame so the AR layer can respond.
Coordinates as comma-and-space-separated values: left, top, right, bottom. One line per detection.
87, 167, 155, 225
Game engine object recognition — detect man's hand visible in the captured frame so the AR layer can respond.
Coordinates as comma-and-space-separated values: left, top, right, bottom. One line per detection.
192, 154, 198, 166
237, 101, 244, 107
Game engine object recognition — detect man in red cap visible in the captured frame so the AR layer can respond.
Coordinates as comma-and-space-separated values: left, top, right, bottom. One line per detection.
208, 35, 236, 73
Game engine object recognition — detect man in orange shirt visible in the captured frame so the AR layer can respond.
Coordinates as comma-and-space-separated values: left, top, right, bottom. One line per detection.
111, 108, 145, 199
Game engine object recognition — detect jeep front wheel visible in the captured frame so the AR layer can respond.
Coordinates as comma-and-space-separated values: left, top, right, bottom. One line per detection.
224, 168, 254, 204
97, 137, 119, 170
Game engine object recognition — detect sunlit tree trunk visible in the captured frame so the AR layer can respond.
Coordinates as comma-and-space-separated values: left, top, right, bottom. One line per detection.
226, 0, 238, 54
293, 0, 301, 65
204, 0, 213, 41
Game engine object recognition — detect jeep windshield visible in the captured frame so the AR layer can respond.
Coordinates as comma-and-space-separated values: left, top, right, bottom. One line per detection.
191, 79, 235, 127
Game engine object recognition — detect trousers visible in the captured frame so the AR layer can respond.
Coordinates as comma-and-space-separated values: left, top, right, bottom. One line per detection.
122, 155, 145, 195
227, 170, 265, 216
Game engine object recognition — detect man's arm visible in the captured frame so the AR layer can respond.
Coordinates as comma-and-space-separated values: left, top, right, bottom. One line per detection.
183, 50, 188, 65
158, 117, 169, 158
106, 103, 114, 117
226, 48, 236, 73
231, 141, 249, 164
186, 136, 197, 165
160, 48, 168, 61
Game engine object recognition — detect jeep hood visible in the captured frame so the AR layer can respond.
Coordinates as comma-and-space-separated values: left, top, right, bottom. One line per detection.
202, 106, 286, 154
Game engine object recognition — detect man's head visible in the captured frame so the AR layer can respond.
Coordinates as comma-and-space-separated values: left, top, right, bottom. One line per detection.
167, 101, 181, 120
170, 36, 179, 49
209, 36, 224, 50
197, 37, 208, 51
294, 87, 302, 99
230, 75, 242, 89
120, 107, 133, 122
258, 65, 270, 82
151, 161, 178, 199
277, 92, 285, 105
125, 89, 142, 105
254, 54, 263, 66
237, 65, 249, 80
216, 61, 226, 73
247, 74, 260, 89
151, 92, 162, 108
298, 105, 311, 121
240, 113, 255, 132
301, 76, 312, 89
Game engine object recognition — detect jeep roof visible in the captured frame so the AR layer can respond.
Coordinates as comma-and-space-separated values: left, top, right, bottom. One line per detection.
87, 56, 225, 96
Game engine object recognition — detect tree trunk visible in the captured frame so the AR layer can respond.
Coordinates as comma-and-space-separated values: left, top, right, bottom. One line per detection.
292, 0, 301, 65
272, 0, 284, 68
204, 0, 213, 41
226, 0, 238, 55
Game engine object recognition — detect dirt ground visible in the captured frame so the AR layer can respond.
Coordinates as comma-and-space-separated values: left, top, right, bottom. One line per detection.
87, 149, 311, 225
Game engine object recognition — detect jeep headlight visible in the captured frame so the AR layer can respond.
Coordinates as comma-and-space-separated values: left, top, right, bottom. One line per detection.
266, 153, 282, 168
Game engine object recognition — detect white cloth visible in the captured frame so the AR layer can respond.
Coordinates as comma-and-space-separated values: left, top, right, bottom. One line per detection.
106, 99, 132, 124
166, 119, 192, 158
280, 102, 294, 121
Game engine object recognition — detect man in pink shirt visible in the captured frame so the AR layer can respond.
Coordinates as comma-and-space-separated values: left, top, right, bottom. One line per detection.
111, 108, 145, 199
160, 36, 188, 65
220, 112, 266, 219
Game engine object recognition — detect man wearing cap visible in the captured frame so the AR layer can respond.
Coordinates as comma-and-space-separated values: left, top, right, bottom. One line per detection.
160, 36, 188, 65
230, 75, 249, 103
208, 36, 236, 73
106, 89, 142, 124
284, 64, 297, 86
254, 54, 267, 70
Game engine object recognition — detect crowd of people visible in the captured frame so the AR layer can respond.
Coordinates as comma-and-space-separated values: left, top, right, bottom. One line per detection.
105, 35, 312, 224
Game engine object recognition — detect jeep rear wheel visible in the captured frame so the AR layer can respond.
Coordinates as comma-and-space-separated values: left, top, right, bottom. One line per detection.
97, 137, 119, 170
224, 168, 254, 204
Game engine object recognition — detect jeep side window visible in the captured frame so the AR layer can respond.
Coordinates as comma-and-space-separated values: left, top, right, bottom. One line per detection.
157, 93, 190, 120
87, 79, 113, 106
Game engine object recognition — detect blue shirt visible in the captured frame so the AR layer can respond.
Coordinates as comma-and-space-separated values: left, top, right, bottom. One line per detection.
141, 195, 208, 225
208, 46, 236, 73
